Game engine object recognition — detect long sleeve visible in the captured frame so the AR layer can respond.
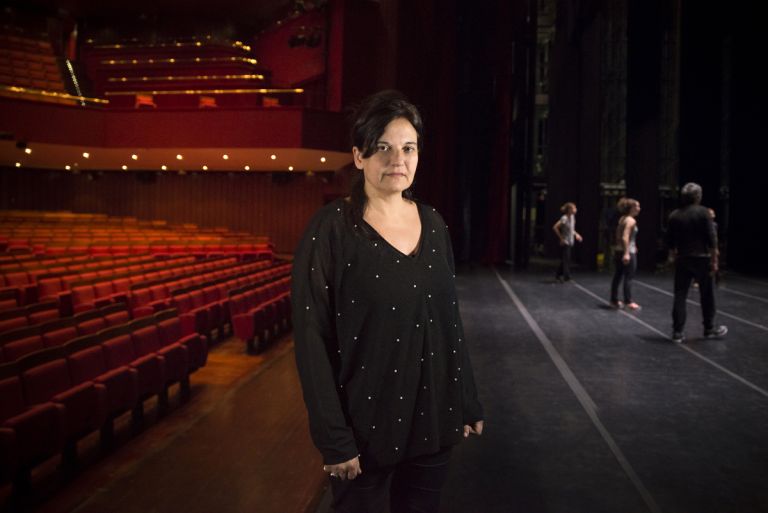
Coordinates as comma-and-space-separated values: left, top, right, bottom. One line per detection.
291, 208, 359, 465
441, 217, 484, 425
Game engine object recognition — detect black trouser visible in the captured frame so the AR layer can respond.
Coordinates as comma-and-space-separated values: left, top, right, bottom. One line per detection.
672, 256, 716, 332
556, 244, 572, 280
610, 252, 636, 303
330, 447, 452, 513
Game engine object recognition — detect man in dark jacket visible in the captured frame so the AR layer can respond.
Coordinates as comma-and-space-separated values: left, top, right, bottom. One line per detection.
666, 182, 727, 343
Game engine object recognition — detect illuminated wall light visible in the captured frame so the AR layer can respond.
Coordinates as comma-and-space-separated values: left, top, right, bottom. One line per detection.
176, 154, 183, 160
131, 154, 138, 160
122, 165, 128, 170
82, 152, 90, 158
222, 154, 229, 160
288, 166, 294, 171
270, 154, 277, 160
24, 148, 32, 154
161, 165, 167, 170
15, 162, 21, 167
320, 157, 326, 163
65, 165, 71, 170
244, 165, 250, 171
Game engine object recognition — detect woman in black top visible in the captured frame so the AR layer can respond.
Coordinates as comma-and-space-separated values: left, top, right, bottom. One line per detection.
292, 90, 483, 513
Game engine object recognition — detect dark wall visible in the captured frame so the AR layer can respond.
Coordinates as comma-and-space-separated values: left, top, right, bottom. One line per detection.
0, 167, 334, 253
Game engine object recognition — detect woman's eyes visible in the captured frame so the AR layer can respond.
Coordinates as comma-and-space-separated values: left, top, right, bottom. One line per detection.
376, 144, 417, 153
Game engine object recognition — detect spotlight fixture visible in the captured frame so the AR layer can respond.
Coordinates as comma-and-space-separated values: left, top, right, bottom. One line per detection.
222, 154, 229, 160
82, 152, 90, 158
270, 154, 277, 160
65, 165, 71, 170
15, 162, 21, 167
122, 165, 128, 170
288, 166, 294, 171
176, 154, 183, 160
131, 154, 138, 160
202, 165, 208, 170
244, 165, 250, 171
24, 148, 32, 154
161, 165, 167, 170
320, 157, 326, 163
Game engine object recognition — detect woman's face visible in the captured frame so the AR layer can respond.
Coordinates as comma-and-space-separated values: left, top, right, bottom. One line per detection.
631, 202, 641, 216
353, 117, 419, 198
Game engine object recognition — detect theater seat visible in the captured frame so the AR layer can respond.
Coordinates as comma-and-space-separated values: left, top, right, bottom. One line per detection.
0, 361, 65, 486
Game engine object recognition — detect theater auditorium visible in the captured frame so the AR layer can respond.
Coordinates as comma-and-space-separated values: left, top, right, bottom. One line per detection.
0, 1, 766, 512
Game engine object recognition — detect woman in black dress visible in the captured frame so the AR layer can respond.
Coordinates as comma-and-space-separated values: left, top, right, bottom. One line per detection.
291, 90, 484, 513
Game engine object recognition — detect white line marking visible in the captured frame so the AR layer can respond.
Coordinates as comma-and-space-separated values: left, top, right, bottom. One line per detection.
493, 269, 663, 513
719, 286, 768, 304
572, 281, 768, 400
634, 280, 768, 332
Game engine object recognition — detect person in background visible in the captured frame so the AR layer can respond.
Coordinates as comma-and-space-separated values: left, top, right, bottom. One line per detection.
553, 202, 583, 282
666, 183, 727, 343
291, 90, 484, 513
609, 198, 641, 310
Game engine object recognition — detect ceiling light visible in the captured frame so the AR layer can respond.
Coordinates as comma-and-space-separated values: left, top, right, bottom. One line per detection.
244, 165, 250, 171
176, 154, 183, 160
131, 154, 138, 160
24, 148, 32, 154
222, 154, 229, 160
65, 165, 71, 170
288, 166, 294, 171
202, 165, 208, 170
161, 165, 167, 170
270, 154, 277, 160
122, 165, 128, 170
320, 157, 326, 163
15, 162, 21, 167
82, 152, 90, 158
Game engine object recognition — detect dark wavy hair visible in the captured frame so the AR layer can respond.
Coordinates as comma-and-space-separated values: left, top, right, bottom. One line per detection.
348, 90, 424, 224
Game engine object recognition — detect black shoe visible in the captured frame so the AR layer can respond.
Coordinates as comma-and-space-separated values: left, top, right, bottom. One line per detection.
704, 325, 728, 339
671, 332, 685, 344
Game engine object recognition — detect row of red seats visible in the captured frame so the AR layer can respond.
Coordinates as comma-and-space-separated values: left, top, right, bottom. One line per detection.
34, 256, 199, 314
0, 308, 206, 489
3, 241, 274, 260
67, 257, 245, 315
1, 254, 161, 307
0, 303, 130, 363
170, 263, 291, 340
230, 276, 292, 353
129, 260, 274, 320
0, 301, 60, 334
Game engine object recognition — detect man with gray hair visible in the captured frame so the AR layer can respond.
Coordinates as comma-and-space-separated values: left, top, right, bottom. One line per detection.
666, 182, 727, 343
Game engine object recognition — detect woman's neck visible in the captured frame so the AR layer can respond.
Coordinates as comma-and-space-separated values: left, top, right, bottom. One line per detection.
364, 190, 410, 218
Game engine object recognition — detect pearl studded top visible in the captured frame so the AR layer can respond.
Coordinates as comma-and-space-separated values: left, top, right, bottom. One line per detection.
292, 198, 483, 468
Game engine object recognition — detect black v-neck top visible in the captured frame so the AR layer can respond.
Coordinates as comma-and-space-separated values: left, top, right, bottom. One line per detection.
291, 198, 483, 468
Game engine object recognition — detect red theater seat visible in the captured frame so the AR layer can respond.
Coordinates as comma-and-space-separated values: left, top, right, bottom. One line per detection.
0, 361, 65, 485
